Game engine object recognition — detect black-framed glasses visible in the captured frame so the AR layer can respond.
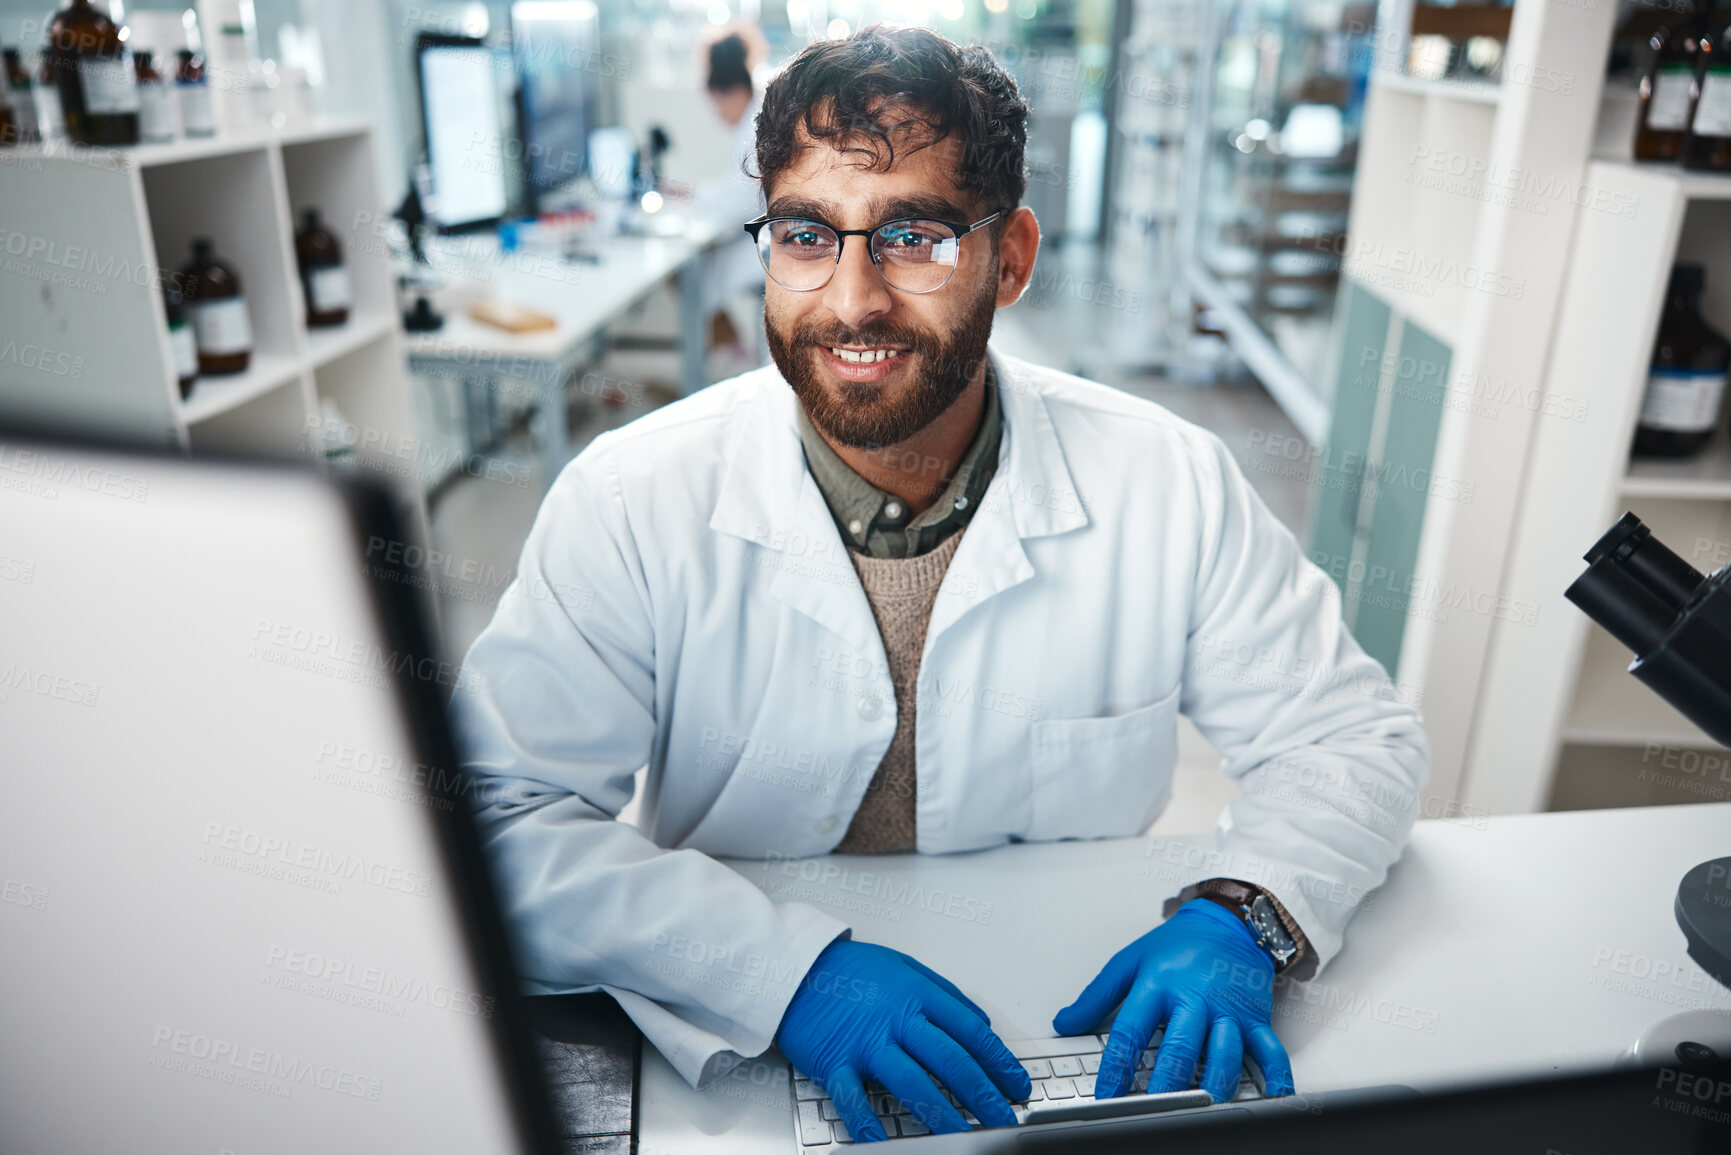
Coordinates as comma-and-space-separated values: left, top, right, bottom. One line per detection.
743, 212, 1002, 294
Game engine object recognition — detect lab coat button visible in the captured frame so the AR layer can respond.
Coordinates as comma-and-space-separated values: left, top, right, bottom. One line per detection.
857, 696, 883, 720
816, 815, 839, 834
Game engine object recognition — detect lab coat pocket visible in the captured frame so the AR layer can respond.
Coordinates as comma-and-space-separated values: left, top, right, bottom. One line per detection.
1026, 686, 1180, 841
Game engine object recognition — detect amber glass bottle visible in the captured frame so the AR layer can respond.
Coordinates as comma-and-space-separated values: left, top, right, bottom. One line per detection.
296, 209, 353, 328
134, 50, 176, 142
1684, 9, 1731, 170
45, 0, 139, 146
179, 238, 254, 376
175, 49, 215, 138
1636, 1, 1713, 161
1634, 265, 1731, 457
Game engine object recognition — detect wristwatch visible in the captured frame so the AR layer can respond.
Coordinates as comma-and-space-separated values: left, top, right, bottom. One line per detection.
1194, 878, 1301, 974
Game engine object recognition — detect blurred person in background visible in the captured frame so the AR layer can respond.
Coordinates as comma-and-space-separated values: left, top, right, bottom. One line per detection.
698, 25, 768, 367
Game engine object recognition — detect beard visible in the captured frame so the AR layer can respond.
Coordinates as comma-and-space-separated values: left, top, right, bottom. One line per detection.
766, 278, 997, 451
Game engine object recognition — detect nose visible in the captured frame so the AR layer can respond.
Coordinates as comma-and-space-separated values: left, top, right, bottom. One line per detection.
819, 234, 895, 333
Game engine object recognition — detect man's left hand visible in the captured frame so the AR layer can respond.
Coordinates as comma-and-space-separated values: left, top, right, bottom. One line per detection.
1051, 898, 1296, 1103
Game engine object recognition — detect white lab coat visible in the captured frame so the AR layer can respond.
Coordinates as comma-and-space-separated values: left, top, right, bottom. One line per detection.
450, 349, 1430, 1090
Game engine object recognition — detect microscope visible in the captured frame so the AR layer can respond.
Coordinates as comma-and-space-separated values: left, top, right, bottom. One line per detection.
1566, 513, 1731, 1066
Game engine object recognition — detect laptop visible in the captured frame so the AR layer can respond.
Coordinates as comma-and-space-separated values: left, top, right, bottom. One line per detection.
0, 435, 560, 1154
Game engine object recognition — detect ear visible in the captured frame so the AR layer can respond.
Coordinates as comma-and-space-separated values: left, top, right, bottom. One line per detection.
994, 206, 1040, 309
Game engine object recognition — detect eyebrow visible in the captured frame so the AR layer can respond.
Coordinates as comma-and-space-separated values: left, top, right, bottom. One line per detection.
764, 193, 974, 226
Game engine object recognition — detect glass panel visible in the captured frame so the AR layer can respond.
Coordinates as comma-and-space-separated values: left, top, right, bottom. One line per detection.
1194, 0, 1377, 402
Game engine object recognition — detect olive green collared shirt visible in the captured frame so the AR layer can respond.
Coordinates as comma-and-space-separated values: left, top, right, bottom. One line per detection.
795, 364, 1002, 559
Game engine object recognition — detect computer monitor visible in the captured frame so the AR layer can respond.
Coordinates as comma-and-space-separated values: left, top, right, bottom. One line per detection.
0, 436, 558, 1153
511, 0, 603, 213
417, 32, 512, 231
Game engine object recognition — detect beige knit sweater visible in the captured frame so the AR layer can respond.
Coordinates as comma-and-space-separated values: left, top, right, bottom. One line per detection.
832, 530, 965, 854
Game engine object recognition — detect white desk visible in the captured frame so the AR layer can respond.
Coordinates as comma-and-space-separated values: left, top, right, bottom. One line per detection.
639, 802, 1731, 1153
403, 213, 733, 485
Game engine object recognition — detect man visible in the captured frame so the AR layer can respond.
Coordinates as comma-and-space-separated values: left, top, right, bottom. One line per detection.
451, 25, 1429, 1144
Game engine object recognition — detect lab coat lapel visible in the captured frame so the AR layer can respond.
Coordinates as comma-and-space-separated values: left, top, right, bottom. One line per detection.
924, 352, 1091, 646
707, 370, 883, 655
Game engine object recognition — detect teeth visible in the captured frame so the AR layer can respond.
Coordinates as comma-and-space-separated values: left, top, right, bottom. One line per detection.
830, 348, 902, 364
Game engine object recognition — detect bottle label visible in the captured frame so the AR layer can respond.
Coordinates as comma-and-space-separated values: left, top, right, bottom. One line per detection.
138, 82, 177, 142
178, 83, 216, 135
1649, 67, 1695, 132
9, 87, 37, 139
1639, 368, 1727, 433
306, 265, 353, 313
169, 322, 199, 381
34, 82, 64, 142
80, 57, 140, 115
191, 297, 254, 357
1692, 70, 1731, 137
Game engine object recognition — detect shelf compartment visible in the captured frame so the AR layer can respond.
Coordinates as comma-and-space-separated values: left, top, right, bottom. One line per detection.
1562, 625, 1716, 748
306, 311, 396, 369
1370, 70, 1502, 107
178, 353, 305, 424
1624, 437, 1731, 500
141, 148, 301, 365
313, 333, 426, 485
1548, 742, 1731, 811
281, 129, 396, 360
184, 370, 314, 458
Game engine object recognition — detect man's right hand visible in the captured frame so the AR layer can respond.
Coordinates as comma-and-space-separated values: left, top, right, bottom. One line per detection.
775, 938, 1031, 1142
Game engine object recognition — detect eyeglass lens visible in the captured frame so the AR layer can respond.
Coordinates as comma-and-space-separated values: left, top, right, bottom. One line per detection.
757, 219, 964, 293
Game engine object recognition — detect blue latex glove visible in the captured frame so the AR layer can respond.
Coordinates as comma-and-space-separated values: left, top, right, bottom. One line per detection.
776, 938, 1032, 1142
1052, 898, 1296, 1103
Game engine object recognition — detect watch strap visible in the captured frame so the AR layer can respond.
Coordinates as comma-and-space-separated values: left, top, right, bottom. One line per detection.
1193, 878, 1309, 975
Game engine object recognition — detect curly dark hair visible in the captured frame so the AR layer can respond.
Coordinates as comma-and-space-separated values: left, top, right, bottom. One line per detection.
752, 25, 1030, 216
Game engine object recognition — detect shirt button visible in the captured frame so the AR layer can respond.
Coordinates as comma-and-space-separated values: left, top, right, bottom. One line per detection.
816, 816, 839, 835
954, 496, 968, 510
848, 519, 864, 535
884, 502, 903, 521
858, 696, 883, 720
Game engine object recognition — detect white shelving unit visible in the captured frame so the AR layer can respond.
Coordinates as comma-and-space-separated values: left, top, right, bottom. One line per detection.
0, 116, 426, 536
1334, 0, 1620, 811
1464, 159, 1731, 813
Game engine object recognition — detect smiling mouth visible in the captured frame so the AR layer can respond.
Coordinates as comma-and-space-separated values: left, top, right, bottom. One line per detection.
826, 346, 908, 364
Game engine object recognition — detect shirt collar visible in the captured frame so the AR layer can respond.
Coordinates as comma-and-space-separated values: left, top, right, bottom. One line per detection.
795, 362, 1003, 558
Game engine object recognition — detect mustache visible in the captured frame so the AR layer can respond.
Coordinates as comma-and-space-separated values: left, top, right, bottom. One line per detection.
794, 322, 927, 351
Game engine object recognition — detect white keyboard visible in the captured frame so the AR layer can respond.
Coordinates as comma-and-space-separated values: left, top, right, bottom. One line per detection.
790, 1029, 1263, 1149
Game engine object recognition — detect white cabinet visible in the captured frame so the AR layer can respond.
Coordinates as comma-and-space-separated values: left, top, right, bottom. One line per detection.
0, 118, 425, 534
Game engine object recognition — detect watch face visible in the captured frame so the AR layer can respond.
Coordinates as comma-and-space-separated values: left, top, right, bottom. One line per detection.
1247, 895, 1297, 959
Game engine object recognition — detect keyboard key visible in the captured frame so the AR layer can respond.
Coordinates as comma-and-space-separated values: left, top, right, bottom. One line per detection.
1009, 1036, 1106, 1060
901, 1116, 930, 1136
1081, 1054, 1101, 1074
1021, 1059, 1052, 1079
1044, 1078, 1076, 1100
795, 1078, 825, 1101
832, 1119, 854, 1144
874, 1093, 895, 1117
1051, 1057, 1083, 1078
819, 1100, 838, 1122
1022, 1082, 1045, 1102
798, 1101, 831, 1146
1074, 1074, 1096, 1097
882, 1117, 900, 1137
